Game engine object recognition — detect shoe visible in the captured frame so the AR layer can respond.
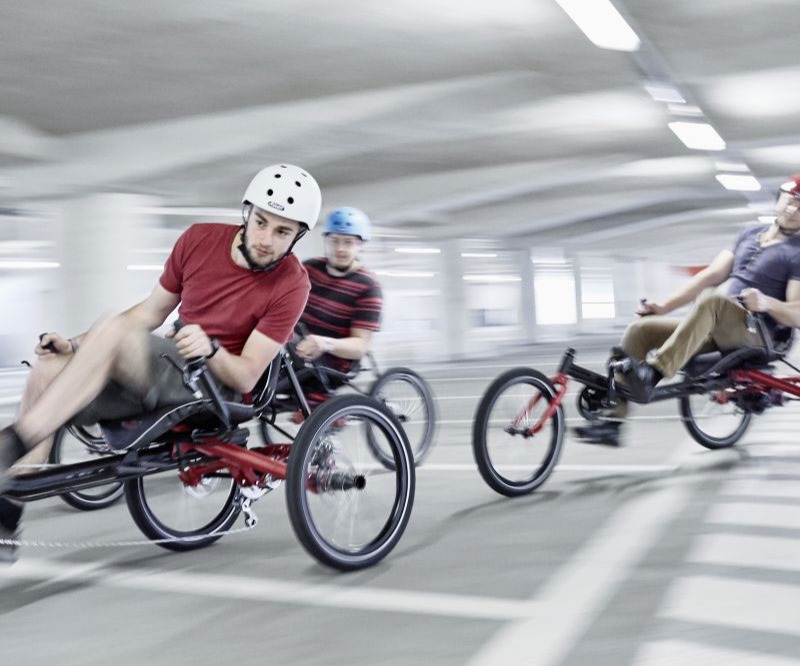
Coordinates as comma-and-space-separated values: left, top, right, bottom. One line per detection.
573, 420, 622, 447
623, 361, 663, 403
0, 497, 22, 564
0, 426, 28, 493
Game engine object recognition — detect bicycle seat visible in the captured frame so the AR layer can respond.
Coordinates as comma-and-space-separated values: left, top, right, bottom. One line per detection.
682, 346, 776, 378
97, 399, 255, 452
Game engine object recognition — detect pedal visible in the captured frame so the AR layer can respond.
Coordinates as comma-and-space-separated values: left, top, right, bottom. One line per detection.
240, 498, 258, 528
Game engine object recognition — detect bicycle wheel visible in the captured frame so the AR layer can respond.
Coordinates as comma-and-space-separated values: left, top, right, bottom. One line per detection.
285, 394, 415, 571
50, 424, 125, 511
368, 367, 436, 467
125, 448, 241, 552
472, 367, 565, 497
679, 389, 752, 449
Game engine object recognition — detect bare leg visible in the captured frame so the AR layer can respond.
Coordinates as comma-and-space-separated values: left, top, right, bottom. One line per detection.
11, 354, 70, 471
14, 315, 151, 448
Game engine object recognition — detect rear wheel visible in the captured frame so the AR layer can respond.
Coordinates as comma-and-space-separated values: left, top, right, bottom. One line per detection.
679, 388, 752, 449
50, 424, 124, 511
285, 394, 415, 571
368, 367, 436, 467
472, 368, 565, 497
125, 447, 241, 551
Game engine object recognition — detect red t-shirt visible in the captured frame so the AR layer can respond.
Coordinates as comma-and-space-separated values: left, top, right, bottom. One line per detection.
159, 223, 310, 355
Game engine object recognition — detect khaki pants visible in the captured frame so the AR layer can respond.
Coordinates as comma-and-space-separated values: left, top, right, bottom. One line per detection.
609, 290, 762, 417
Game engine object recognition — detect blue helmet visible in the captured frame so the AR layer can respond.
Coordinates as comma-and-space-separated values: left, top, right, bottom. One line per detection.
323, 207, 371, 241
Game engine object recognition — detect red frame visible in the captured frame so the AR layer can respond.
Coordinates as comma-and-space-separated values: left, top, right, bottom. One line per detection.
514, 368, 800, 438
176, 441, 294, 490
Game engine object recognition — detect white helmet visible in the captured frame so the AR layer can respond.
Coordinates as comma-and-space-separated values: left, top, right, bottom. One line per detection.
242, 164, 321, 229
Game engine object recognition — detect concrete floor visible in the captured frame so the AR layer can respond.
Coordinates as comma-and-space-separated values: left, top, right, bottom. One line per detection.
0, 342, 798, 665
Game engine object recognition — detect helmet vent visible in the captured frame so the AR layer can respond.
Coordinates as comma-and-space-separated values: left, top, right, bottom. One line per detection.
267, 189, 273, 196
274, 173, 282, 178
288, 197, 295, 204
295, 181, 302, 187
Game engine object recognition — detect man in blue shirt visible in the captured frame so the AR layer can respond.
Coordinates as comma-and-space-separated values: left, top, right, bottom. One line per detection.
577, 175, 800, 446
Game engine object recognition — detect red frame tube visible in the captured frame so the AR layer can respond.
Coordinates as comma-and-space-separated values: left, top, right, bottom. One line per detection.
518, 372, 569, 436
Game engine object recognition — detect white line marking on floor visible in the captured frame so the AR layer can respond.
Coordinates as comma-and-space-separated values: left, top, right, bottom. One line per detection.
467, 482, 694, 666
416, 463, 676, 474
633, 639, 800, 666
687, 533, 800, 573
660, 575, 800, 637
705, 502, 800, 531
721, 478, 800, 499
0, 558, 529, 621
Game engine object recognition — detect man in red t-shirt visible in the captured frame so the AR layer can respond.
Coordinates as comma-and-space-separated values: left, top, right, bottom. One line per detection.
290, 207, 382, 403
0, 164, 321, 550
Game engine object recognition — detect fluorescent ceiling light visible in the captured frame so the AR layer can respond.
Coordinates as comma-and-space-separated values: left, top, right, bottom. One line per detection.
374, 270, 436, 278
668, 122, 726, 151
554, 0, 640, 51
461, 252, 498, 258
393, 247, 441, 254
127, 264, 164, 271
716, 174, 762, 192
132, 207, 240, 217
667, 104, 702, 116
645, 84, 685, 104
463, 274, 522, 283
0, 260, 60, 269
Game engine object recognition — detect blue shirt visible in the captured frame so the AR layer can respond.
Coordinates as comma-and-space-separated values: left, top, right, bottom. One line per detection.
727, 224, 800, 330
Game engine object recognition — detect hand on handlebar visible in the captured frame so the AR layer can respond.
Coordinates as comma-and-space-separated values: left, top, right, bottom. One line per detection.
739, 288, 770, 313
636, 298, 666, 317
35, 332, 71, 356
166, 320, 215, 359
295, 335, 328, 362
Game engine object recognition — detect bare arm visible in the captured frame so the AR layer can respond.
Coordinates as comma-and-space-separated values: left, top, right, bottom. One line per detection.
296, 328, 374, 362
647, 250, 734, 315
742, 280, 800, 328
172, 326, 281, 394
38, 284, 180, 355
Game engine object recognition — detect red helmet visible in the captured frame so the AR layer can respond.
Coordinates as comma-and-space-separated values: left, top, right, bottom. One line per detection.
779, 174, 800, 199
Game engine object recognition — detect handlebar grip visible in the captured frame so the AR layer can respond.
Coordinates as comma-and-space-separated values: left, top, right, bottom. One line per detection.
39, 333, 57, 353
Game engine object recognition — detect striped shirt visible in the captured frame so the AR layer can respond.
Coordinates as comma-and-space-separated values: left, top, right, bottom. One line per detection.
300, 257, 383, 374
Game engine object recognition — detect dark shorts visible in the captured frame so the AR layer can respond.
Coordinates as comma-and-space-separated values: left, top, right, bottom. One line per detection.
73, 335, 238, 426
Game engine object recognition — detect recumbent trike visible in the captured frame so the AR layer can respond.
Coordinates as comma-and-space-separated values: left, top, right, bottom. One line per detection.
471, 306, 796, 497
6, 322, 416, 570
48, 328, 437, 511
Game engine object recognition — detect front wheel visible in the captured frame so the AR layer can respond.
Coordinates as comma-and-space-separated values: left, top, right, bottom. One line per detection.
679, 388, 752, 449
285, 394, 415, 571
50, 424, 125, 511
368, 367, 437, 467
125, 447, 241, 552
472, 368, 565, 497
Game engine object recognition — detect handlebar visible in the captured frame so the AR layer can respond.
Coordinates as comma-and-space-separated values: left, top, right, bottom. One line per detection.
38, 333, 57, 353
169, 319, 232, 429
736, 296, 774, 357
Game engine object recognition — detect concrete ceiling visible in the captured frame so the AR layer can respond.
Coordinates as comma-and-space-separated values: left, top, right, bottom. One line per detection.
1, 0, 798, 264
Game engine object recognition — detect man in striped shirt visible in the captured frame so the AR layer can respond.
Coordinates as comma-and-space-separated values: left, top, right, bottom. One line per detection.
294, 207, 382, 402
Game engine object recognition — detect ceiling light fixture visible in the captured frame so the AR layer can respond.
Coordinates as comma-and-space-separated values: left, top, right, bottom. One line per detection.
463, 274, 522, 283
0, 260, 60, 270
554, 0, 640, 51
715, 174, 762, 192
393, 248, 441, 254
668, 122, 726, 151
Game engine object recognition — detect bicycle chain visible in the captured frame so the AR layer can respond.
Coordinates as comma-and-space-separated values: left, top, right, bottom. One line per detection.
0, 500, 259, 550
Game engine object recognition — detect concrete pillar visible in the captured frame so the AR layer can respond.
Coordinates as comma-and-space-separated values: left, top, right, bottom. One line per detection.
55, 194, 159, 336
518, 247, 536, 343
440, 239, 469, 361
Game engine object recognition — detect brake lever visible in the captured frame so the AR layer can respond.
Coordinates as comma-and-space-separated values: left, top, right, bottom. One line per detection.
38, 332, 57, 353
